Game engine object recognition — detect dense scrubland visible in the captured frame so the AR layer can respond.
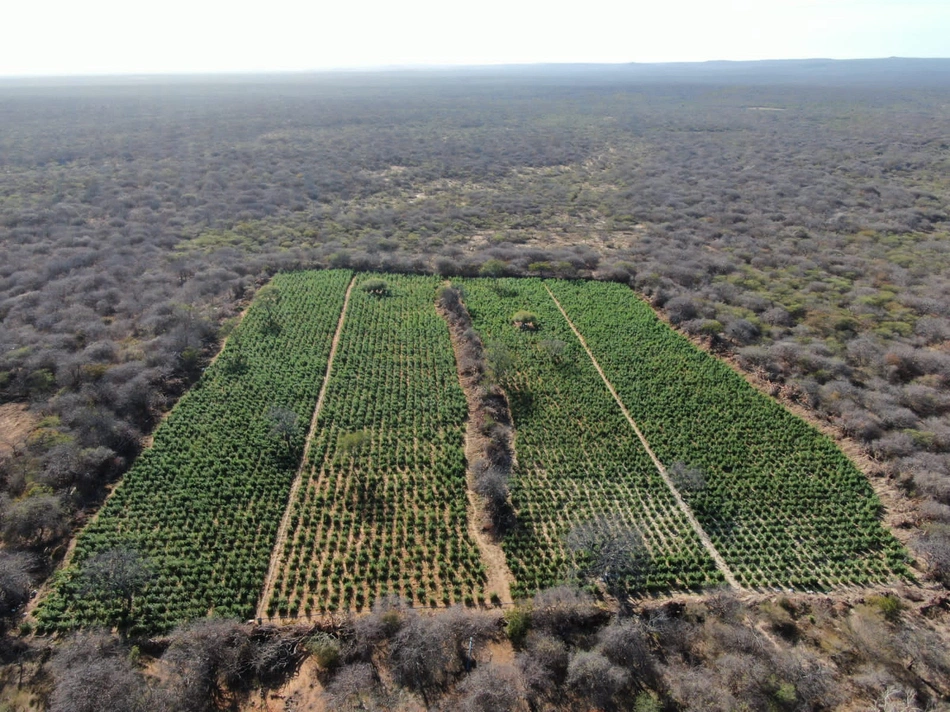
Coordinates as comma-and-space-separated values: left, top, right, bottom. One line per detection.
2, 60, 950, 709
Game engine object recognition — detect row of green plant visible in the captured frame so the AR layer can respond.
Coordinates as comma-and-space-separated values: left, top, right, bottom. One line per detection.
546, 279, 910, 589
457, 277, 723, 598
269, 274, 487, 615
35, 270, 354, 633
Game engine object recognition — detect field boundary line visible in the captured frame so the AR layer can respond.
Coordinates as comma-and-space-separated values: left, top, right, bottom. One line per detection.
543, 283, 741, 590
256, 274, 357, 619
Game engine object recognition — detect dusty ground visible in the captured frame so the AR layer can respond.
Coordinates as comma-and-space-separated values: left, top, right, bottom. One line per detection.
0, 402, 38, 456
242, 657, 327, 712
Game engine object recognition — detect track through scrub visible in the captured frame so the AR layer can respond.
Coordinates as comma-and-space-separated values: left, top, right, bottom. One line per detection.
437, 292, 515, 606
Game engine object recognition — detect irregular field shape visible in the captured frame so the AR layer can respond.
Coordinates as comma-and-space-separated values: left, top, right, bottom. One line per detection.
546, 279, 908, 589
36, 270, 353, 633
459, 278, 723, 598
269, 274, 486, 615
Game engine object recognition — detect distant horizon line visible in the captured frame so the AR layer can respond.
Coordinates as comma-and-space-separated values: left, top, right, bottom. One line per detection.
2, 55, 949, 82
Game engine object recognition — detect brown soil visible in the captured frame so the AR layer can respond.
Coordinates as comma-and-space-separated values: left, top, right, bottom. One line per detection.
257, 275, 357, 620
241, 657, 327, 712
437, 300, 516, 606
543, 284, 742, 590
0, 402, 38, 456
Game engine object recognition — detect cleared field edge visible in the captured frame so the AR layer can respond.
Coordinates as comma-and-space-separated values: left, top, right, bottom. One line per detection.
436, 287, 515, 606
255, 275, 356, 620
542, 283, 742, 590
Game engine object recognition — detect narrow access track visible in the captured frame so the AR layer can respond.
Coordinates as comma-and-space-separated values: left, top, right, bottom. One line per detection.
543, 284, 741, 589
256, 275, 357, 619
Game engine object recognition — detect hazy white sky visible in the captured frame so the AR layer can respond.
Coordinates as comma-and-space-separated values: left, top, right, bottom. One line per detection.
3, 0, 948, 76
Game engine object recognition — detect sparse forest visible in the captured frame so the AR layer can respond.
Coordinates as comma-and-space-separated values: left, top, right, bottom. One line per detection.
2, 60, 950, 709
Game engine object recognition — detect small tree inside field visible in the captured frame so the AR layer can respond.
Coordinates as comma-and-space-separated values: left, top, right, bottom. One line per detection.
79, 547, 153, 629
668, 462, 706, 494
258, 287, 283, 334
512, 310, 539, 330
539, 338, 568, 365
485, 341, 515, 387
338, 429, 370, 455
268, 406, 302, 455
566, 516, 649, 601
360, 278, 390, 296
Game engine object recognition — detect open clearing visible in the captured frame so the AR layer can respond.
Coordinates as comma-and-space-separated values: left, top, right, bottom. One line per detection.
36, 271, 908, 633
0, 402, 38, 456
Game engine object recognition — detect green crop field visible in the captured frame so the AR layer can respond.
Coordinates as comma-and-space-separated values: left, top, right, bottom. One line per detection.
36, 271, 907, 634
457, 278, 725, 597
544, 280, 909, 589
266, 274, 486, 615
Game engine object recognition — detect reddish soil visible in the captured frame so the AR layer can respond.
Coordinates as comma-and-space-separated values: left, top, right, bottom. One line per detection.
0, 403, 38, 456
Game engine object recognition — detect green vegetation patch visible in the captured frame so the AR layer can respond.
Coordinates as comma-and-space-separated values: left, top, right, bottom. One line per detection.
547, 279, 909, 589
459, 278, 723, 598
269, 274, 486, 615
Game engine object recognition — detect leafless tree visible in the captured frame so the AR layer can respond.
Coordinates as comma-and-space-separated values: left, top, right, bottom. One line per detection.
0, 552, 32, 619
455, 663, 523, 712
566, 650, 629, 710
566, 516, 650, 597
49, 630, 160, 712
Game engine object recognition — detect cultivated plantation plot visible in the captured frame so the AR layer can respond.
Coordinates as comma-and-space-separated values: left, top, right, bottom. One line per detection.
457, 278, 725, 597
36, 271, 908, 634
36, 270, 353, 633
546, 280, 909, 589
267, 274, 487, 616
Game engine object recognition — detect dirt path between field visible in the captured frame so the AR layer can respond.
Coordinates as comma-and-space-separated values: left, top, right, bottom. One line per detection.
437, 299, 515, 606
256, 275, 356, 620
543, 284, 742, 590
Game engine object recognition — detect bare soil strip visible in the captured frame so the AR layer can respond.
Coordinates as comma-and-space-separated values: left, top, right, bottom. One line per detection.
256, 275, 356, 619
543, 284, 741, 589
0, 403, 37, 457
437, 299, 515, 605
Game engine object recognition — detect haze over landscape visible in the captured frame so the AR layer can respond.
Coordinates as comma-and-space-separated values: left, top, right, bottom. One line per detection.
3, 0, 950, 75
